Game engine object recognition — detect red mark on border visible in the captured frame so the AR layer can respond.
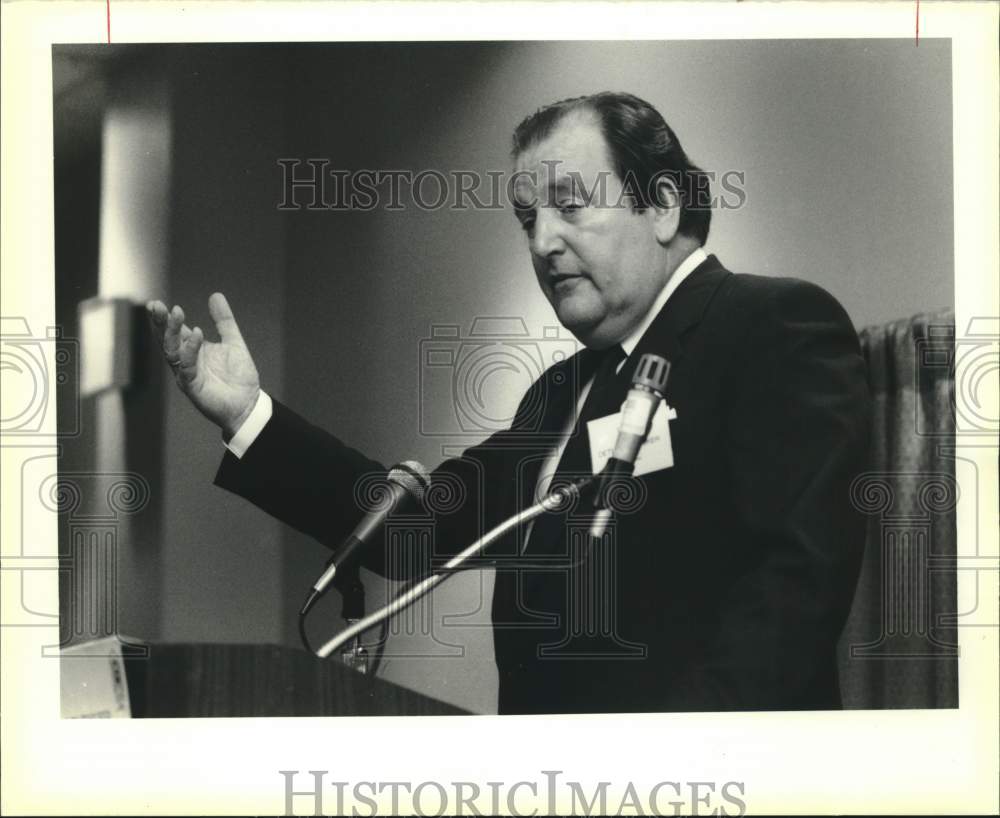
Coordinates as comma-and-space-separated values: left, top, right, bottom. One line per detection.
915, 0, 920, 46
106, 0, 111, 43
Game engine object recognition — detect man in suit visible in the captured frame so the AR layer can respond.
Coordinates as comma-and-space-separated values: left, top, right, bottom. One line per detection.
148, 92, 871, 713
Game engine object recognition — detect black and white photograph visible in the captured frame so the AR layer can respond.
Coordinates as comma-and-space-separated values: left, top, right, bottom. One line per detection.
2, 1, 998, 815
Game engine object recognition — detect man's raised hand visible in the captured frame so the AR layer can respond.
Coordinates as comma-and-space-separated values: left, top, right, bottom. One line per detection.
147, 293, 261, 438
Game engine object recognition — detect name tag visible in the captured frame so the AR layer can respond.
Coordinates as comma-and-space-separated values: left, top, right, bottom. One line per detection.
587, 402, 677, 477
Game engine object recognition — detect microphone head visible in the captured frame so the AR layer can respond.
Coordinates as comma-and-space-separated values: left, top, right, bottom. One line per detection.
388, 461, 431, 505
630, 353, 670, 397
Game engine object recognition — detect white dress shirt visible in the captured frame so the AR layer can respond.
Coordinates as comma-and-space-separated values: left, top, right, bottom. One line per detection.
224, 389, 273, 459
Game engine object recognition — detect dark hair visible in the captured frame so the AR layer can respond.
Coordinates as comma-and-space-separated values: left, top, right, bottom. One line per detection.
511, 91, 711, 245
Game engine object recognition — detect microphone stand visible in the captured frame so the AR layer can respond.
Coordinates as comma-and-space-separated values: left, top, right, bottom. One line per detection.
313, 474, 596, 660
310, 351, 670, 662
308, 353, 670, 658
333, 565, 369, 673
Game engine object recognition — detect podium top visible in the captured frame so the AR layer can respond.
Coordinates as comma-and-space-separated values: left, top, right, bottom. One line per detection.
117, 642, 469, 718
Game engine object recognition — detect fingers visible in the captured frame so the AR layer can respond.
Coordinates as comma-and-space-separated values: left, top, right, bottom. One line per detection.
208, 292, 245, 346
147, 301, 193, 379
177, 326, 204, 380
163, 305, 186, 361
146, 300, 169, 347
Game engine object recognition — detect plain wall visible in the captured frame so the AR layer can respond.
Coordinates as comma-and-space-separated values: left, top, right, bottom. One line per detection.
158, 50, 289, 644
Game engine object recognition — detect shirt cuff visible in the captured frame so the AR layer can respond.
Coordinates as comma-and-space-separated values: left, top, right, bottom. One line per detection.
224, 391, 273, 459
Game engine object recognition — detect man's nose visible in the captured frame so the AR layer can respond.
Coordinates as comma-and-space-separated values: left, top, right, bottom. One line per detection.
529, 209, 566, 258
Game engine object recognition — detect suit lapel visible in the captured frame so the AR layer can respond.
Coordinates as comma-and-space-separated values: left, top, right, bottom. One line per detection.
509, 256, 730, 515
621, 254, 731, 384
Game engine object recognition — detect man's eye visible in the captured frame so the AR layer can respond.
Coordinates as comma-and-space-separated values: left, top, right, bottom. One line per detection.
519, 216, 536, 232
558, 203, 582, 215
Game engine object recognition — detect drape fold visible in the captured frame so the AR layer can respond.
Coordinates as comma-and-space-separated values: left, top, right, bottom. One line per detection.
838, 309, 958, 708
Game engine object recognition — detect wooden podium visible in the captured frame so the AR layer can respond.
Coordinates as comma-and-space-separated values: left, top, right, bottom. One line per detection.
113, 642, 467, 717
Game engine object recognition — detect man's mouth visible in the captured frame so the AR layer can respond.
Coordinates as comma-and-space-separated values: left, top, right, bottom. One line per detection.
549, 273, 585, 290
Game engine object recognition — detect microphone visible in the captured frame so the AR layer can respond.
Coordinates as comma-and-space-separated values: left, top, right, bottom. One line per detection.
311, 461, 430, 596
589, 353, 670, 538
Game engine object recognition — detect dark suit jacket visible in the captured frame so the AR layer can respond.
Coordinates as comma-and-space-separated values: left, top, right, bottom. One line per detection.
215, 255, 872, 714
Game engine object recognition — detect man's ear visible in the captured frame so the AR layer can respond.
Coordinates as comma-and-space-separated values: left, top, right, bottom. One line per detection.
651, 174, 682, 245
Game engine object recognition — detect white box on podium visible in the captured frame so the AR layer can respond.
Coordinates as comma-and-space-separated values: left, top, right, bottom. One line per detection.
60, 636, 132, 718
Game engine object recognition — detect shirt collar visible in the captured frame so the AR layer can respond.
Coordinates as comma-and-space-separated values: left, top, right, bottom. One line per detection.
620, 246, 708, 358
